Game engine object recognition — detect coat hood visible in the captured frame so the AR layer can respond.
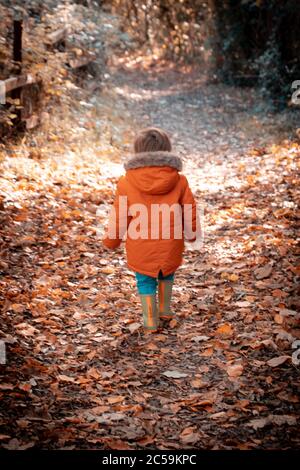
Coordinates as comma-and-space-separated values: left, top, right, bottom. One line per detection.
124, 151, 182, 195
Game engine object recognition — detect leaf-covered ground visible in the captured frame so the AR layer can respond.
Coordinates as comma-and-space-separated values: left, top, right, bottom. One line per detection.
0, 50, 299, 449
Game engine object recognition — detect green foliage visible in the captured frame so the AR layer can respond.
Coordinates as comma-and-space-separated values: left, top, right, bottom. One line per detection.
212, 0, 300, 107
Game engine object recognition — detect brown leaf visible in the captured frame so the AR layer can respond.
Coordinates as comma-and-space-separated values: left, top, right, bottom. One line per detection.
215, 323, 233, 337
254, 263, 273, 280
226, 363, 244, 377
103, 438, 132, 450
87, 368, 101, 380
2, 438, 35, 450
274, 314, 284, 324
267, 355, 290, 367
246, 417, 269, 430
169, 318, 178, 328
272, 289, 288, 298
247, 415, 296, 430
18, 382, 32, 393
200, 347, 214, 357
138, 436, 155, 446
0, 383, 15, 391
107, 395, 125, 404
101, 267, 116, 275
96, 413, 126, 423
15, 323, 37, 337
180, 427, 201, 445
190, 379, 205, 389
58, 375, 76, 383
235, 301, 252, 308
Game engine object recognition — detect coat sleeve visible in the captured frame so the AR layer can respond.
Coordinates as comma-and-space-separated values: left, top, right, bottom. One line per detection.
180, 175, 200, 242
102, 177, 131, 249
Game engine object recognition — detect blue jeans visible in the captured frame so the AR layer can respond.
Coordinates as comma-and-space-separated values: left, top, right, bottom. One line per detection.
135, 270, 175, 295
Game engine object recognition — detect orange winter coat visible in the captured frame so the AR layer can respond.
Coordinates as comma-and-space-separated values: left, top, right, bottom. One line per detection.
103, 151, 199, 277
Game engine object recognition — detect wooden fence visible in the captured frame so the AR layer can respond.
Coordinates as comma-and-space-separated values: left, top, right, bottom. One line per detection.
1, 13, 97, 131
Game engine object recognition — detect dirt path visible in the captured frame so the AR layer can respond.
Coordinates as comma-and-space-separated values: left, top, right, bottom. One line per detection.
0, 60, 299, 450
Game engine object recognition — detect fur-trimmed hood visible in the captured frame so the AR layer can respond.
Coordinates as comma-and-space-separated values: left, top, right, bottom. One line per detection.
124, 151, 182, 195
124, 151, 182, 171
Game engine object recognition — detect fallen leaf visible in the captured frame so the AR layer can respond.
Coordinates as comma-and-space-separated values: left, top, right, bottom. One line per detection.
180, 427, 201, 445
15, 323, 37, 337
200, 347, 214, 357
247, 415, 296, 430
2, 438, 35, 450
226, 363, 244, 377
107, 396, 125, 404
18, 382, 32, 393
267, 355, 290, 367
254, 264, 273, 280
128, 322, 140, 333
162, 370, 188, 379
247, 417, 269, 430
192, 335, 210, 342
58, 375, 76, 383
103, 438, 132, 450
96, 413, 126, 423
101, 267, 116, 275
138, 436, 155, 445
209, 411, 227, 420
235, 301, 252, 308
216, 323, 233, 337
272, 289, 288, 298
190, 379, 205, 388
0, 383, 15, 391
169, 318, 178, 328
274, 314, 284, 324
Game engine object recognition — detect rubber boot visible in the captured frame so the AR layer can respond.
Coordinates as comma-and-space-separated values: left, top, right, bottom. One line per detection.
158, 280, 174, 320
139, 294, 159, 332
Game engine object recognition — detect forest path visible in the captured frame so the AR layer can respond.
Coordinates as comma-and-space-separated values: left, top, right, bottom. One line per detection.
0, 60, 298, 450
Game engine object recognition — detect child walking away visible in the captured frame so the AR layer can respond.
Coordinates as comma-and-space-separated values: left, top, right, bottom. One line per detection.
103, 127, 200, 332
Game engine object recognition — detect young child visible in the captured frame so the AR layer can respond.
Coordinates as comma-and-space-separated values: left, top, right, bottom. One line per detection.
103, 127, 199, 332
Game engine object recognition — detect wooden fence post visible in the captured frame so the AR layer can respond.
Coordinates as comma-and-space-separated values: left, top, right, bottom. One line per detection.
13, 11, 23, 71
12, 10, 23, 123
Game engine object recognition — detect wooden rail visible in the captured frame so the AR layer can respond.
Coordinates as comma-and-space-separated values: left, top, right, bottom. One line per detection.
46, 27, 67, 47
1, 18, 97, 131
68, 52, 96, 69
4, 74, 37, 94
